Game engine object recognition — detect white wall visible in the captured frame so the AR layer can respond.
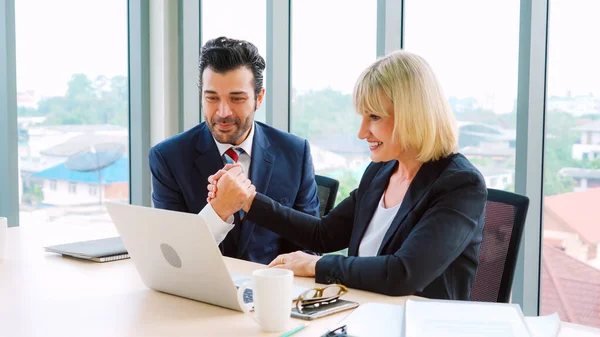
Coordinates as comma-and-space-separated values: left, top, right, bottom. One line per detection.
544, 230, 589, 262
593, 132, 600, 145
41, 180, 102, 206
572, 143, 600, 160
579, 131, 600, 146
484, 172, 513, 190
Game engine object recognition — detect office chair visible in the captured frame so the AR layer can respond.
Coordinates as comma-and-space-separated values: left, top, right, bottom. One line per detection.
470, 188, 530, 303
315, 175, 339, 217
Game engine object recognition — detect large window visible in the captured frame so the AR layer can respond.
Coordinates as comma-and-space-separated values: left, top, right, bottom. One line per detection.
541, 0, 600, 328
290, 0, 377, 203
15, 0, 129, 227
201, 0, 267, 122
404, 0, 520, 193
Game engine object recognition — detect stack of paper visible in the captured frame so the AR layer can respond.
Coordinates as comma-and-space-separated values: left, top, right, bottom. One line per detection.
525, 314, 561, 337
326, 299, 600, 337
404, 299, 532, 337
558, 322, 600, 337
329, 302, 405, 336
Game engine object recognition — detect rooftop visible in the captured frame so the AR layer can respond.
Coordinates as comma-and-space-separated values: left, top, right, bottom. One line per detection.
476, 166, 513, 177
461, 146, 515, 157
544, 187, 600, 243
43, 124, 126, 133
560, 168, 600, 180
41, 133, 129, 157
573, 120, 600, 132
541, 243, 600, 328
310, 135, 370, 155
457, 121, 516, 141
33, 157, 129, 184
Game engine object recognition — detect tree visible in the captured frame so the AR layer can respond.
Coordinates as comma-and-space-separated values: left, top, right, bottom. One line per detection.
291, 88, 359, 140
18, 106, 42, 117
454, 108, 499, 125
467, 157, 493, 167
544, 137, 575, 196
543, 111, 578, 196
66, 73, 95, 100
581, 158, 600, 169
334, 171, 360, 206
36, 73, 129, 127
38, 96, 68, 116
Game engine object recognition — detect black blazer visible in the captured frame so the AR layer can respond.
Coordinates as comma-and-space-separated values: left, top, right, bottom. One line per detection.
246, 153, 487, 299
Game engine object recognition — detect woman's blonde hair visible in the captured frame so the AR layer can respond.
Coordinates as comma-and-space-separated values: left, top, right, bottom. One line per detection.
353, 50, 458, 162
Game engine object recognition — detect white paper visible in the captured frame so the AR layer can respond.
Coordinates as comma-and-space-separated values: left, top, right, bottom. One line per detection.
559, 322, 600, 337
525, 313, 561, 337
327, 299, 600, 337
328, 302, 405, 337
404, 299, 532, 337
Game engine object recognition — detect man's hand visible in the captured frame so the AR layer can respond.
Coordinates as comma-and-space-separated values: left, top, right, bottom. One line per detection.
206, 163, 239, 203
268, 251, 322, 277
208, 165, 256, 220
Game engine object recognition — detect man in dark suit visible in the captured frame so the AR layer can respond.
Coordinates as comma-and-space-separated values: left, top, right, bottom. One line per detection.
149, 36, 320, 264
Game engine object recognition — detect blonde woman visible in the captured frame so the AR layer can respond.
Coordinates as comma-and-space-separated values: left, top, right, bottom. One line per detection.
208, 50, 487, 300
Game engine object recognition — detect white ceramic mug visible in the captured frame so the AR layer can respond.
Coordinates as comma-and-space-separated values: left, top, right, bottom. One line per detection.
0, 217, 7, 259
237, 268, 294, 332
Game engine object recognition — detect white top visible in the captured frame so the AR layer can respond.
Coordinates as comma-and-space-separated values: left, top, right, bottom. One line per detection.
358, 192, 401, 257
199, 123, 255, 244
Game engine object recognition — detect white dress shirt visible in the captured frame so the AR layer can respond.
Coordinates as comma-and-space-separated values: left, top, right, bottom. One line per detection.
199, 123, 255, 244
358, 192, 402, 257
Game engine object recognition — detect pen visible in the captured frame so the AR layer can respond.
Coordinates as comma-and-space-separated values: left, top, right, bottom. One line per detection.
278, 323, 308, 337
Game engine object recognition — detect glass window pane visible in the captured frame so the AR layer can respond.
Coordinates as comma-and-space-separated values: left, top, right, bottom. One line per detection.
290, 0, 377, 204
201, 0, 267, 123
16, 0, 129, 228
404, 0, 520, 192
542, 0, 600, 328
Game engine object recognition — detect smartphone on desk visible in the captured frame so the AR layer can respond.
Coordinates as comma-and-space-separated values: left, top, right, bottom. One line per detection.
291, 299, 359, 320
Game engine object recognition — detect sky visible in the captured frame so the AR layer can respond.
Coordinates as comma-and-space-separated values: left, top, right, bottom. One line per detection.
14, 0, 600, 114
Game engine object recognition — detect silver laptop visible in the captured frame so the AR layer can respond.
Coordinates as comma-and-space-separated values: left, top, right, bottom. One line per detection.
104, 202, 306, 311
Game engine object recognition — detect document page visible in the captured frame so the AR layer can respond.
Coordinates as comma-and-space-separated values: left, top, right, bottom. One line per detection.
326, 302, 405, 337
559, 322, 600, 337
404, 299, 531, 337
524, 313, 560, 337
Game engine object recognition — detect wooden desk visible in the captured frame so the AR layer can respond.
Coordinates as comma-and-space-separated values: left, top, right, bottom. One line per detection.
0, 222, 413, 337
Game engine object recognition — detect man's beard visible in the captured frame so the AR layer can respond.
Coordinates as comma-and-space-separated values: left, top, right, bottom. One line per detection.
209, 113, 254, 145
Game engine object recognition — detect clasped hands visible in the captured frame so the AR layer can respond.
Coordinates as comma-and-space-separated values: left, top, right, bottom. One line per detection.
206, 163, 256, 219
206, 163, 321, 277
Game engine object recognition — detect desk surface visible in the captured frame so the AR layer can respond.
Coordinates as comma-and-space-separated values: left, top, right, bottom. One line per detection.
0, 221, 413, 337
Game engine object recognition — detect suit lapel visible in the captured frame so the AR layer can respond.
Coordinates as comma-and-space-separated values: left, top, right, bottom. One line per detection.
376, 157, 452, 255
237, 123, 274, 257
347, 161, 396, 256
194, 124, 224, 210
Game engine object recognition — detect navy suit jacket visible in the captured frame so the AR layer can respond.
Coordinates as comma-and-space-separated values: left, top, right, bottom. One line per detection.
246, 153, 487, 299
149, 121, 320, 264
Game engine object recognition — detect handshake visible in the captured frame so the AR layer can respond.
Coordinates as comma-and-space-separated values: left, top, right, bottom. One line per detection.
207, 163, 257, 221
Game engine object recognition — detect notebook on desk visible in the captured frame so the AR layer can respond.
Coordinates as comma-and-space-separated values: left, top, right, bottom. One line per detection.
44, 237, 129, 262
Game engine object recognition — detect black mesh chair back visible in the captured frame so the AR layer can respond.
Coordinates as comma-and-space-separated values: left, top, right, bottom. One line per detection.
470, 188, 529, 303
315, 175, 339, 217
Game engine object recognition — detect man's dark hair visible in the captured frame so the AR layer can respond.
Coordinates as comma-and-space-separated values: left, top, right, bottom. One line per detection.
199, 36, 266, 98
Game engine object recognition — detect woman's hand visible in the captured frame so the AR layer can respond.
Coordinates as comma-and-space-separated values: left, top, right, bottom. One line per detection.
268, 251, 322, 277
